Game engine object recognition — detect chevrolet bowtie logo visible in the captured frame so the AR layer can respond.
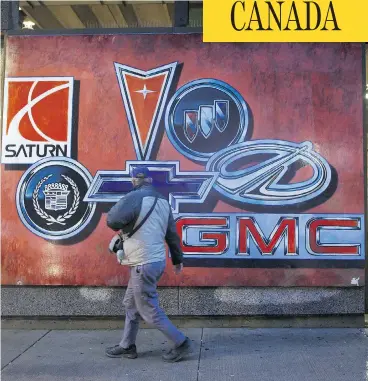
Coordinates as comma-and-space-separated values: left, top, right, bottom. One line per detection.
84, 161, 218, 214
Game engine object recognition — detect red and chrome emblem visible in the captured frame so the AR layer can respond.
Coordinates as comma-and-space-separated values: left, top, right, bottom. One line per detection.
114, 62, 177, 160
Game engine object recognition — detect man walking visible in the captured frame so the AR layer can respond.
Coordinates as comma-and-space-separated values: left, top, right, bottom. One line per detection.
105, 166, 192, 362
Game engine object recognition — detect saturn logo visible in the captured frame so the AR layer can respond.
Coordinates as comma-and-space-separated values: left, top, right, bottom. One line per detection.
1, 77, 74, 165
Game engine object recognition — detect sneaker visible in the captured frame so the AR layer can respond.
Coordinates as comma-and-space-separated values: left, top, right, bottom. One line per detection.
105, 344, 138, 359
162, 337, 192, 363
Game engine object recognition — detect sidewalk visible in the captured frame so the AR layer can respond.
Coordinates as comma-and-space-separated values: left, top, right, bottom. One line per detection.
2, 328, 367, 381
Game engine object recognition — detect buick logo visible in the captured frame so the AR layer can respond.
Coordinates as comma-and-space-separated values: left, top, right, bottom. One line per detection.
165, 79, 249, 162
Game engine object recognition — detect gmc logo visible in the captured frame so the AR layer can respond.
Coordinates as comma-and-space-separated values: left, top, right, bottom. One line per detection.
175, 214, 362, 258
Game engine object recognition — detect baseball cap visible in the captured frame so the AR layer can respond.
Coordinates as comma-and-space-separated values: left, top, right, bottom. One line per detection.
131, 166, 151, 179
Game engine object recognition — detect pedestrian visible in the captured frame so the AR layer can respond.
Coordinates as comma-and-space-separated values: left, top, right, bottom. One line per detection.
105, 166, 192, 362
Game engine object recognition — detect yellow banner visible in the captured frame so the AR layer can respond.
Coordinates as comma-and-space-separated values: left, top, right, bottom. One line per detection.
203, 0, 368, 42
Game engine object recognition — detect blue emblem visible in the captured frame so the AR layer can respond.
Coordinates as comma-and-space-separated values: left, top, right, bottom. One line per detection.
84, 161, 218, 214
183, 100, 230, 142
184, 111, 198, 143
165, 79, 249, 162
214, 100, 229, 132
198, 105, 214, 138
16, 157, 96, 240
206, 140, 332, 206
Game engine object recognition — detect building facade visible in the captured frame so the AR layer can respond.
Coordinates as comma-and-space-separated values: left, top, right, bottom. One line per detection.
1, 1, 367, 319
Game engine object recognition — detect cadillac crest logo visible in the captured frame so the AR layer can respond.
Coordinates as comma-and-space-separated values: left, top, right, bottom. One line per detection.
43, 182, 71, 212
16, 157, 96, 240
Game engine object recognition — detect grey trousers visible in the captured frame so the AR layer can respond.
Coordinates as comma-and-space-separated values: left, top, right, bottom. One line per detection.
120, 260, 186, 348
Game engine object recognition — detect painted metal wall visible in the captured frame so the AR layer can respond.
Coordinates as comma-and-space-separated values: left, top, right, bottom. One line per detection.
1, 34, 365, 288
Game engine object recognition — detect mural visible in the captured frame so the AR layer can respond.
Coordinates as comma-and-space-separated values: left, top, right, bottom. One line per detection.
1, 35, 365, 287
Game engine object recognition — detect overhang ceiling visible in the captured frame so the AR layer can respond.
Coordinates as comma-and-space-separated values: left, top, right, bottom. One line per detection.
19, 1, 203, 29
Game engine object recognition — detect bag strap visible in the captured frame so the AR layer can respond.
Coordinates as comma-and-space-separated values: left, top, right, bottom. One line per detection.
126, 196, 158, 239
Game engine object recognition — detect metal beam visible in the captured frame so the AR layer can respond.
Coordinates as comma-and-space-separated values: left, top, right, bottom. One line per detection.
90, 4, 118, 28
107, 4, 128, 28
22, 3, 63, 29
118, 3, 138, 27
71, 4, 101, 29
174, 1, 188, 27
166, 2, 175, 25
188, 1, 203, 27
47, 5, 85, 29
132, 2, 172, 27
1, 0, 20, 31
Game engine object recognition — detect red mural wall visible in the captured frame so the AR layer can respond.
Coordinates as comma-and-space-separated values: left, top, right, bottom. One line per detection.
1, 35, 365, 287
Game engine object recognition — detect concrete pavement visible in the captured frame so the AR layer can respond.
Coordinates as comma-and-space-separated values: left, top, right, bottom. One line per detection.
2, 328, 368, 381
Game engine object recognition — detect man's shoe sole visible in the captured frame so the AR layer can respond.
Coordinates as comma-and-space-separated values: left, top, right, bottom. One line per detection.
123, 353, 138, 359
163, 353, 184, 363
105, 352, 138, 359
162, 346, 192, 363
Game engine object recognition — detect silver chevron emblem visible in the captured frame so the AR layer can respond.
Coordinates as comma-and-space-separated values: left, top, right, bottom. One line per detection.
206, 140, 332, 206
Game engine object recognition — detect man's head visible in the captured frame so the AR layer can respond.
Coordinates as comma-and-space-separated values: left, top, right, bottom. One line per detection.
130, 166, 152, 187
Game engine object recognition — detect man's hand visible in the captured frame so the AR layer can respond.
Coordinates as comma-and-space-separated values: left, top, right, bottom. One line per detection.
174, 263, 183, 275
